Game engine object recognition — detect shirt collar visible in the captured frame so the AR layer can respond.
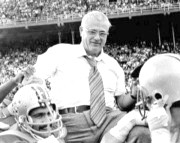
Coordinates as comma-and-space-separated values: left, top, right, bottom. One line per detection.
79, 43, 105, 62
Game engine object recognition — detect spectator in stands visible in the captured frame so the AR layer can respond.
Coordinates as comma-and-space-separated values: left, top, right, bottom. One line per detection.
31, 10, 150, 142
0, 84, 67, 143
1, 0, 179, 24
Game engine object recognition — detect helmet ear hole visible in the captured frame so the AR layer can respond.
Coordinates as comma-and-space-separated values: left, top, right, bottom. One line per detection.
155, 93, 162, 100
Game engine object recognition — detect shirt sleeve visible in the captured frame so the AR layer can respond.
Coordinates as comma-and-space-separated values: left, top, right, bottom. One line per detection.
34, 46, 59, 80
115, 62, 126, 96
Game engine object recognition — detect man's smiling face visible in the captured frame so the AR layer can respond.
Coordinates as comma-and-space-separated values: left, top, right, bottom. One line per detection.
80, 16, 109, 57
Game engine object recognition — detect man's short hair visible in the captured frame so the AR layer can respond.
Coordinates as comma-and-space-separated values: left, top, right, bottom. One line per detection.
81, 11, 111, 29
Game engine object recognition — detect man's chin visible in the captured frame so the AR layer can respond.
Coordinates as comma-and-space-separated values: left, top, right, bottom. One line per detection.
90, 49, 101, 57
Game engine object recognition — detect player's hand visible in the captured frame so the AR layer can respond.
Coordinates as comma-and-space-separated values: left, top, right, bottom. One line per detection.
101, 110, 147, 143
130, 80, 139, 100
124, 109, 147, 125
13, 66, 35, 84
146, 106, 169, 132
22, 65, 35, 79
146, 106, 171, 143
20, 66, 44, 86
130, 80, 147, 101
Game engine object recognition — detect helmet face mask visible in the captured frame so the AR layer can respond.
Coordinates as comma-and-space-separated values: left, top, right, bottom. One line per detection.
11, 84, 66, 141
26, 105, 63, 139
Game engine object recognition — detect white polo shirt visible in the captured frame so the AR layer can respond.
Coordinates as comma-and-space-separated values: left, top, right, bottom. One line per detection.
34, 43, 126, 109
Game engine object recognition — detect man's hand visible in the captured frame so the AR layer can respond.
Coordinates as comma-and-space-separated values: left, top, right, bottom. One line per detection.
22, 76, 44, 86
130, 80, 139, 100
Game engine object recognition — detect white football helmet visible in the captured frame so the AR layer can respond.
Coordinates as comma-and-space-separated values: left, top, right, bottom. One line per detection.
139, 53, 180, 109
11, 84, 66, 141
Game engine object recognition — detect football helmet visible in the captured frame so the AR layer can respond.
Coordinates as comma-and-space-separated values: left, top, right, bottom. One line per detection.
138, 53, 180, 112
11, 84, 66, 141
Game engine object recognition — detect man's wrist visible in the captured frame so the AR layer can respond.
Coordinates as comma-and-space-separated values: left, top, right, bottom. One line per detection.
11, 78, 19, 86
130, 94, 136, 100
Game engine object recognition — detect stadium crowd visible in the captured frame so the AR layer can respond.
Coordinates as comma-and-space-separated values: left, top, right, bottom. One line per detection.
0, 0, 179, 25
0, 38, 179, 100
0, 38, 47, 100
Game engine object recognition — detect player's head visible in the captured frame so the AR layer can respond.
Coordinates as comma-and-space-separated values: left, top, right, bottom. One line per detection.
11, 84, 66, 140
139, 53, 180, 109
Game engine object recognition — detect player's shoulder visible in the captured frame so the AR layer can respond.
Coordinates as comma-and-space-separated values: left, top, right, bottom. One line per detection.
0, 124, 34, 143
0, 133, 29, 143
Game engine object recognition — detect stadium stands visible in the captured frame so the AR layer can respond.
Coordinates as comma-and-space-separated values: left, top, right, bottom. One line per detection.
0, 0, 180, 29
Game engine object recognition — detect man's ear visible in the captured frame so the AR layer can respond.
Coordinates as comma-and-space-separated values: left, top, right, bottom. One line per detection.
79, 26, 83, 37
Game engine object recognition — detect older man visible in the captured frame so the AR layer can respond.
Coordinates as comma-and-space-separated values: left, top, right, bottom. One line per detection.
32, 10, 150, 143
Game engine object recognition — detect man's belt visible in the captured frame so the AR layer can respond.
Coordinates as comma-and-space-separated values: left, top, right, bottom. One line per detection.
59, 105, 90, 114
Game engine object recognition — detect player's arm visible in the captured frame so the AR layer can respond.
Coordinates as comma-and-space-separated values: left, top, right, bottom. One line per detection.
0, 66, 35, 103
